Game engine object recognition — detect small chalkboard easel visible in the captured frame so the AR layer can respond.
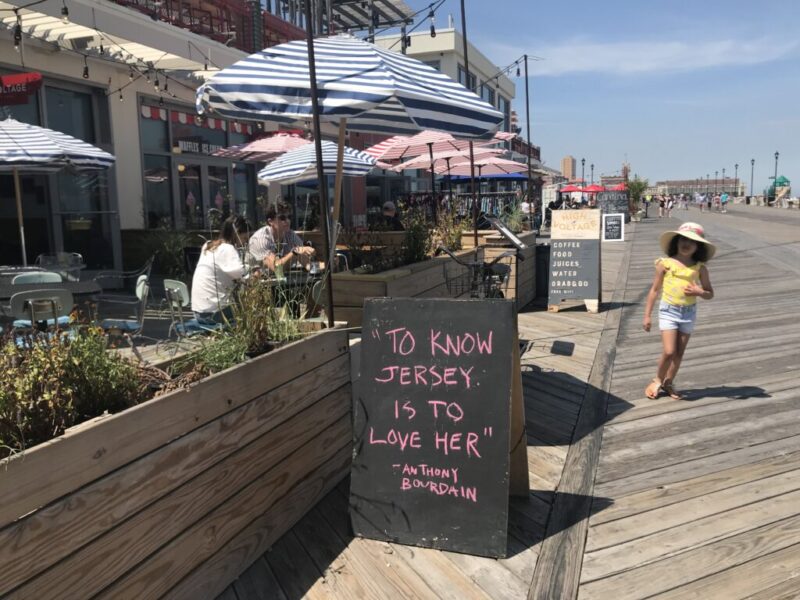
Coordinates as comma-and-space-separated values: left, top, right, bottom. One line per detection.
350, 298, 529, 558
547, 210, 602, 313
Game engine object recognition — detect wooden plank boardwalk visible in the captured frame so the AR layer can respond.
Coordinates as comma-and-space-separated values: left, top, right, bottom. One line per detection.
216, 237, 630, 599
580, 207, 800, 599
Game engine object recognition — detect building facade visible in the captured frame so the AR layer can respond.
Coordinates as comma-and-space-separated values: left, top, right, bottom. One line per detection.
0, 0, 415, 268
561, 155, 576, 181
652, 179, 744, 196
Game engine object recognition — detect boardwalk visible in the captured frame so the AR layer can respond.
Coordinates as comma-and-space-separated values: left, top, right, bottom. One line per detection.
217, 237, 629, 600
218, 205, 800, 599
581, 206, 800, 599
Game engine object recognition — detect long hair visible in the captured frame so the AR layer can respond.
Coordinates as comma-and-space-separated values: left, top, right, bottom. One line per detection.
668, 234, 709, 262
205, 215, 251, 253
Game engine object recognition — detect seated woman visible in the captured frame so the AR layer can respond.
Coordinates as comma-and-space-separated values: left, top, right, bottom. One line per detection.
191, 215, 251, 325
248, 203, 315, 274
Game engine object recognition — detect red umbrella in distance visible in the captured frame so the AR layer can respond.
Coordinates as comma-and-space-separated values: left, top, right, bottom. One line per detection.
583, 184, 606, 193
560, 184, 583, 193
610, 182, 627, 191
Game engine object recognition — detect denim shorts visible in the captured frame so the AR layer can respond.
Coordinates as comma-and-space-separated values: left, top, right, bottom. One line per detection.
658, 301, 697, 334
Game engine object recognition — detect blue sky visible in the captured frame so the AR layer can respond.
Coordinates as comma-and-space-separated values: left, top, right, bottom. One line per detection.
405, 0, 799, 188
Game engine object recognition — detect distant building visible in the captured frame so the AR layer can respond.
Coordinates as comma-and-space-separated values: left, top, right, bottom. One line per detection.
561, 156, 576, 181
654, 179, 744, 195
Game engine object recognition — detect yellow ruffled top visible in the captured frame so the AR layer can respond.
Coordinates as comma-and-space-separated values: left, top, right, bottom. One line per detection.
656, 257, 703, 306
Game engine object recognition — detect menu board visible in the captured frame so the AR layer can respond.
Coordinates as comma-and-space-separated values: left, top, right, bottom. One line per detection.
350, 298, 514, 558
596, 191, 630, 222
602, 213, 625, 242
549, 210, 601, 304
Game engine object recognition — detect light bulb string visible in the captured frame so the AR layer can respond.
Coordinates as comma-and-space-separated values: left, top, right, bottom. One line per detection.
385, 0, 445, 51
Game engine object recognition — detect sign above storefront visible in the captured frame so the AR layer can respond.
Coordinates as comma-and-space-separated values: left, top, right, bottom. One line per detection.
0, 72, 42, 105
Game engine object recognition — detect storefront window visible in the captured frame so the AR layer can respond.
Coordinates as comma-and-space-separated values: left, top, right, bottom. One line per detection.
172, 117, 227, 155
498, 96, 511, 132
233, 162, 254, 220
141, 116, 170, 153
178, 163, 203, 229
144, 155, 173, 228
208, 165, 230, 220
45, 86, 95, 143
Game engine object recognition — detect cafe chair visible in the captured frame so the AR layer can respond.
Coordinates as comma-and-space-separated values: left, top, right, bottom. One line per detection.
11, 271, 63, 285
95, 255, 155, 306
35, 252, 85, 282
100, 275, 154, 347
10, 289, 74, 330
163, 278, 218, 340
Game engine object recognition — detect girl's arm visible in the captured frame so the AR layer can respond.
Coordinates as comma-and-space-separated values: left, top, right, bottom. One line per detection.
643, 263, 667, 332
685, 265, 714, 300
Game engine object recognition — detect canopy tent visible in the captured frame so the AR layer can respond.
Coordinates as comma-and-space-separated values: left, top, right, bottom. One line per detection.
257, 140, 376, 185
0, 117, 115, 265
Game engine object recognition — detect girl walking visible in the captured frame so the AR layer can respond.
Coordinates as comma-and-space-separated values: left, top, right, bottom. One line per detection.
643, 222, 716, 399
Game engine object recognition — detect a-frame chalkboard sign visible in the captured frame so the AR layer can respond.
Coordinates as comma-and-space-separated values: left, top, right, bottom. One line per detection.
350, 298, 528, 558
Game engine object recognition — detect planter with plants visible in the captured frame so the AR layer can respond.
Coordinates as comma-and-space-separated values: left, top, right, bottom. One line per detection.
0, 279, 351, 598
330, 205, 477, 326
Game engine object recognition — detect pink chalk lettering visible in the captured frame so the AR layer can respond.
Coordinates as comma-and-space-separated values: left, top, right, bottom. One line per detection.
434, 431, 463, 455
399, 367, 412, 385
459, 366, 474, 389
430, 330, 494, 356
393, 400, 416, 420
402, 464, 418, 476
426, 400, 464, 423
414, 365, 427, 385
401, 477, 411, 490
476, 331, 493, 354
374, 366, 399, 383
386, 327, 415, 355
466, 432, 481, 457
443, 367, 458, 385
369, 428, 421, 451
398, 477, 478, 503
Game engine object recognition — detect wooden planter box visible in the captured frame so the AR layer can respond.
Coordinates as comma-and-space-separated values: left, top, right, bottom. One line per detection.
331, 248, 481, 326
0, 329, 351, 600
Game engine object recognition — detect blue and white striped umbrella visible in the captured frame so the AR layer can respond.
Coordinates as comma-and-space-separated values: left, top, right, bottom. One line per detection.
0, 117, 115, 265
0, 117, 116, 172
258, 140, 376, 185
197, 34, 503, 139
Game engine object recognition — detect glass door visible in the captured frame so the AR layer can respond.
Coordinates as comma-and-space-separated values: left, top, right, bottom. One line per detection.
177, 163, 203, 230
207, 164, 230, 228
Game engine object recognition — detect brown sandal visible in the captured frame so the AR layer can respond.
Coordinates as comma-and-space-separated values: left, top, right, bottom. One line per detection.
645, 378, 662, 399
661, 380, 684, 400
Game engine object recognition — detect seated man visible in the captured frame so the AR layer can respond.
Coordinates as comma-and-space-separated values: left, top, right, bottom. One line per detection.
381, 201, 404, 231
248, 203, 315, 274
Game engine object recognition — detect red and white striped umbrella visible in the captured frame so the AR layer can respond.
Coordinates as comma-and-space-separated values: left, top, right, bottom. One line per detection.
391, 146, 504, 172
363, 135, 410, 161
434, 156, 528, 176
212, 132, 311, 162
375, 130, 502, 161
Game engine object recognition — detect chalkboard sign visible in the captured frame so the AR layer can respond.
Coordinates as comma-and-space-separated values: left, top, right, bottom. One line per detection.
351, 298, 515, 558
596, 191, 630, 222
602, 213, 625, 242
548, 210, 601, 310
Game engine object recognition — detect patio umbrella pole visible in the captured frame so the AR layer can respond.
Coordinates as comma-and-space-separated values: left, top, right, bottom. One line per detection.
460, 0, 479, 249
12, 168, 28, 267
427, 142, 437, 222
304, 1, 335, 328
524, 54, 533, 228
332, 118, 347, 225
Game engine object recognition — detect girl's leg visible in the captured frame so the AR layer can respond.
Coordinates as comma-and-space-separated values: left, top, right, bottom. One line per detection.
647, 329, 678, 398
666, 332, 691, 380
657, 329, 679, 381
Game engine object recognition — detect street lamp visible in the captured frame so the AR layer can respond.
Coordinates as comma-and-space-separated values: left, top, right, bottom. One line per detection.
590, 163, 594, 184
581, 158, 585, 184
722, 167, 726, 194
773, 151, 779, 201
714, 170, 718, 195
706, 174, 710, 195
734, 163, 739, 196
750, 158, 755, 197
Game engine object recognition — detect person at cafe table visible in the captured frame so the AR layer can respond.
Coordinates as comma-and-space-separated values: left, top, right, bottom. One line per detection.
248, 203, 316, 274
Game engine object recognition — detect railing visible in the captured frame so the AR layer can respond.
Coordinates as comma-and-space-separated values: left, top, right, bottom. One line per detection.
108, 0, 305, 54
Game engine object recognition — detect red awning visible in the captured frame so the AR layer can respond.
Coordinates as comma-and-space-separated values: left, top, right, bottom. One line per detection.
0, 72, 42, 106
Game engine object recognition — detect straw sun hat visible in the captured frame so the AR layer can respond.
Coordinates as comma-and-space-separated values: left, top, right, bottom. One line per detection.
659, 222, 717, 260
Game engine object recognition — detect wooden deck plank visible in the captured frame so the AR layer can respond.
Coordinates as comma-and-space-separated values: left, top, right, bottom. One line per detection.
231, 557, 288, 600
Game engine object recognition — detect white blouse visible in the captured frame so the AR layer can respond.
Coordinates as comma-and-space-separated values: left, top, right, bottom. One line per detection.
190, 242, 244, 313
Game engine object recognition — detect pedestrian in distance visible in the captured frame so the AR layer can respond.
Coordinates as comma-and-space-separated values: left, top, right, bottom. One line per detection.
658, 195, 665, 218
643, 222, 716, 400
666, 196, 674, 218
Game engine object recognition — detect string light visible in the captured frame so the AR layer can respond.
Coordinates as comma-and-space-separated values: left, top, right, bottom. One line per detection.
119, 89, 124, 102
82, 56, 90, 79
13, 13, 22, 51
154, 75, 160, 91
158, 95, 164, 107
128, 66, 134, 81
99, 42, 105, 55
516, 64, 520, 77
61, 0, 69, 23
428, 9, 435, 37
163, 80, 169, 93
